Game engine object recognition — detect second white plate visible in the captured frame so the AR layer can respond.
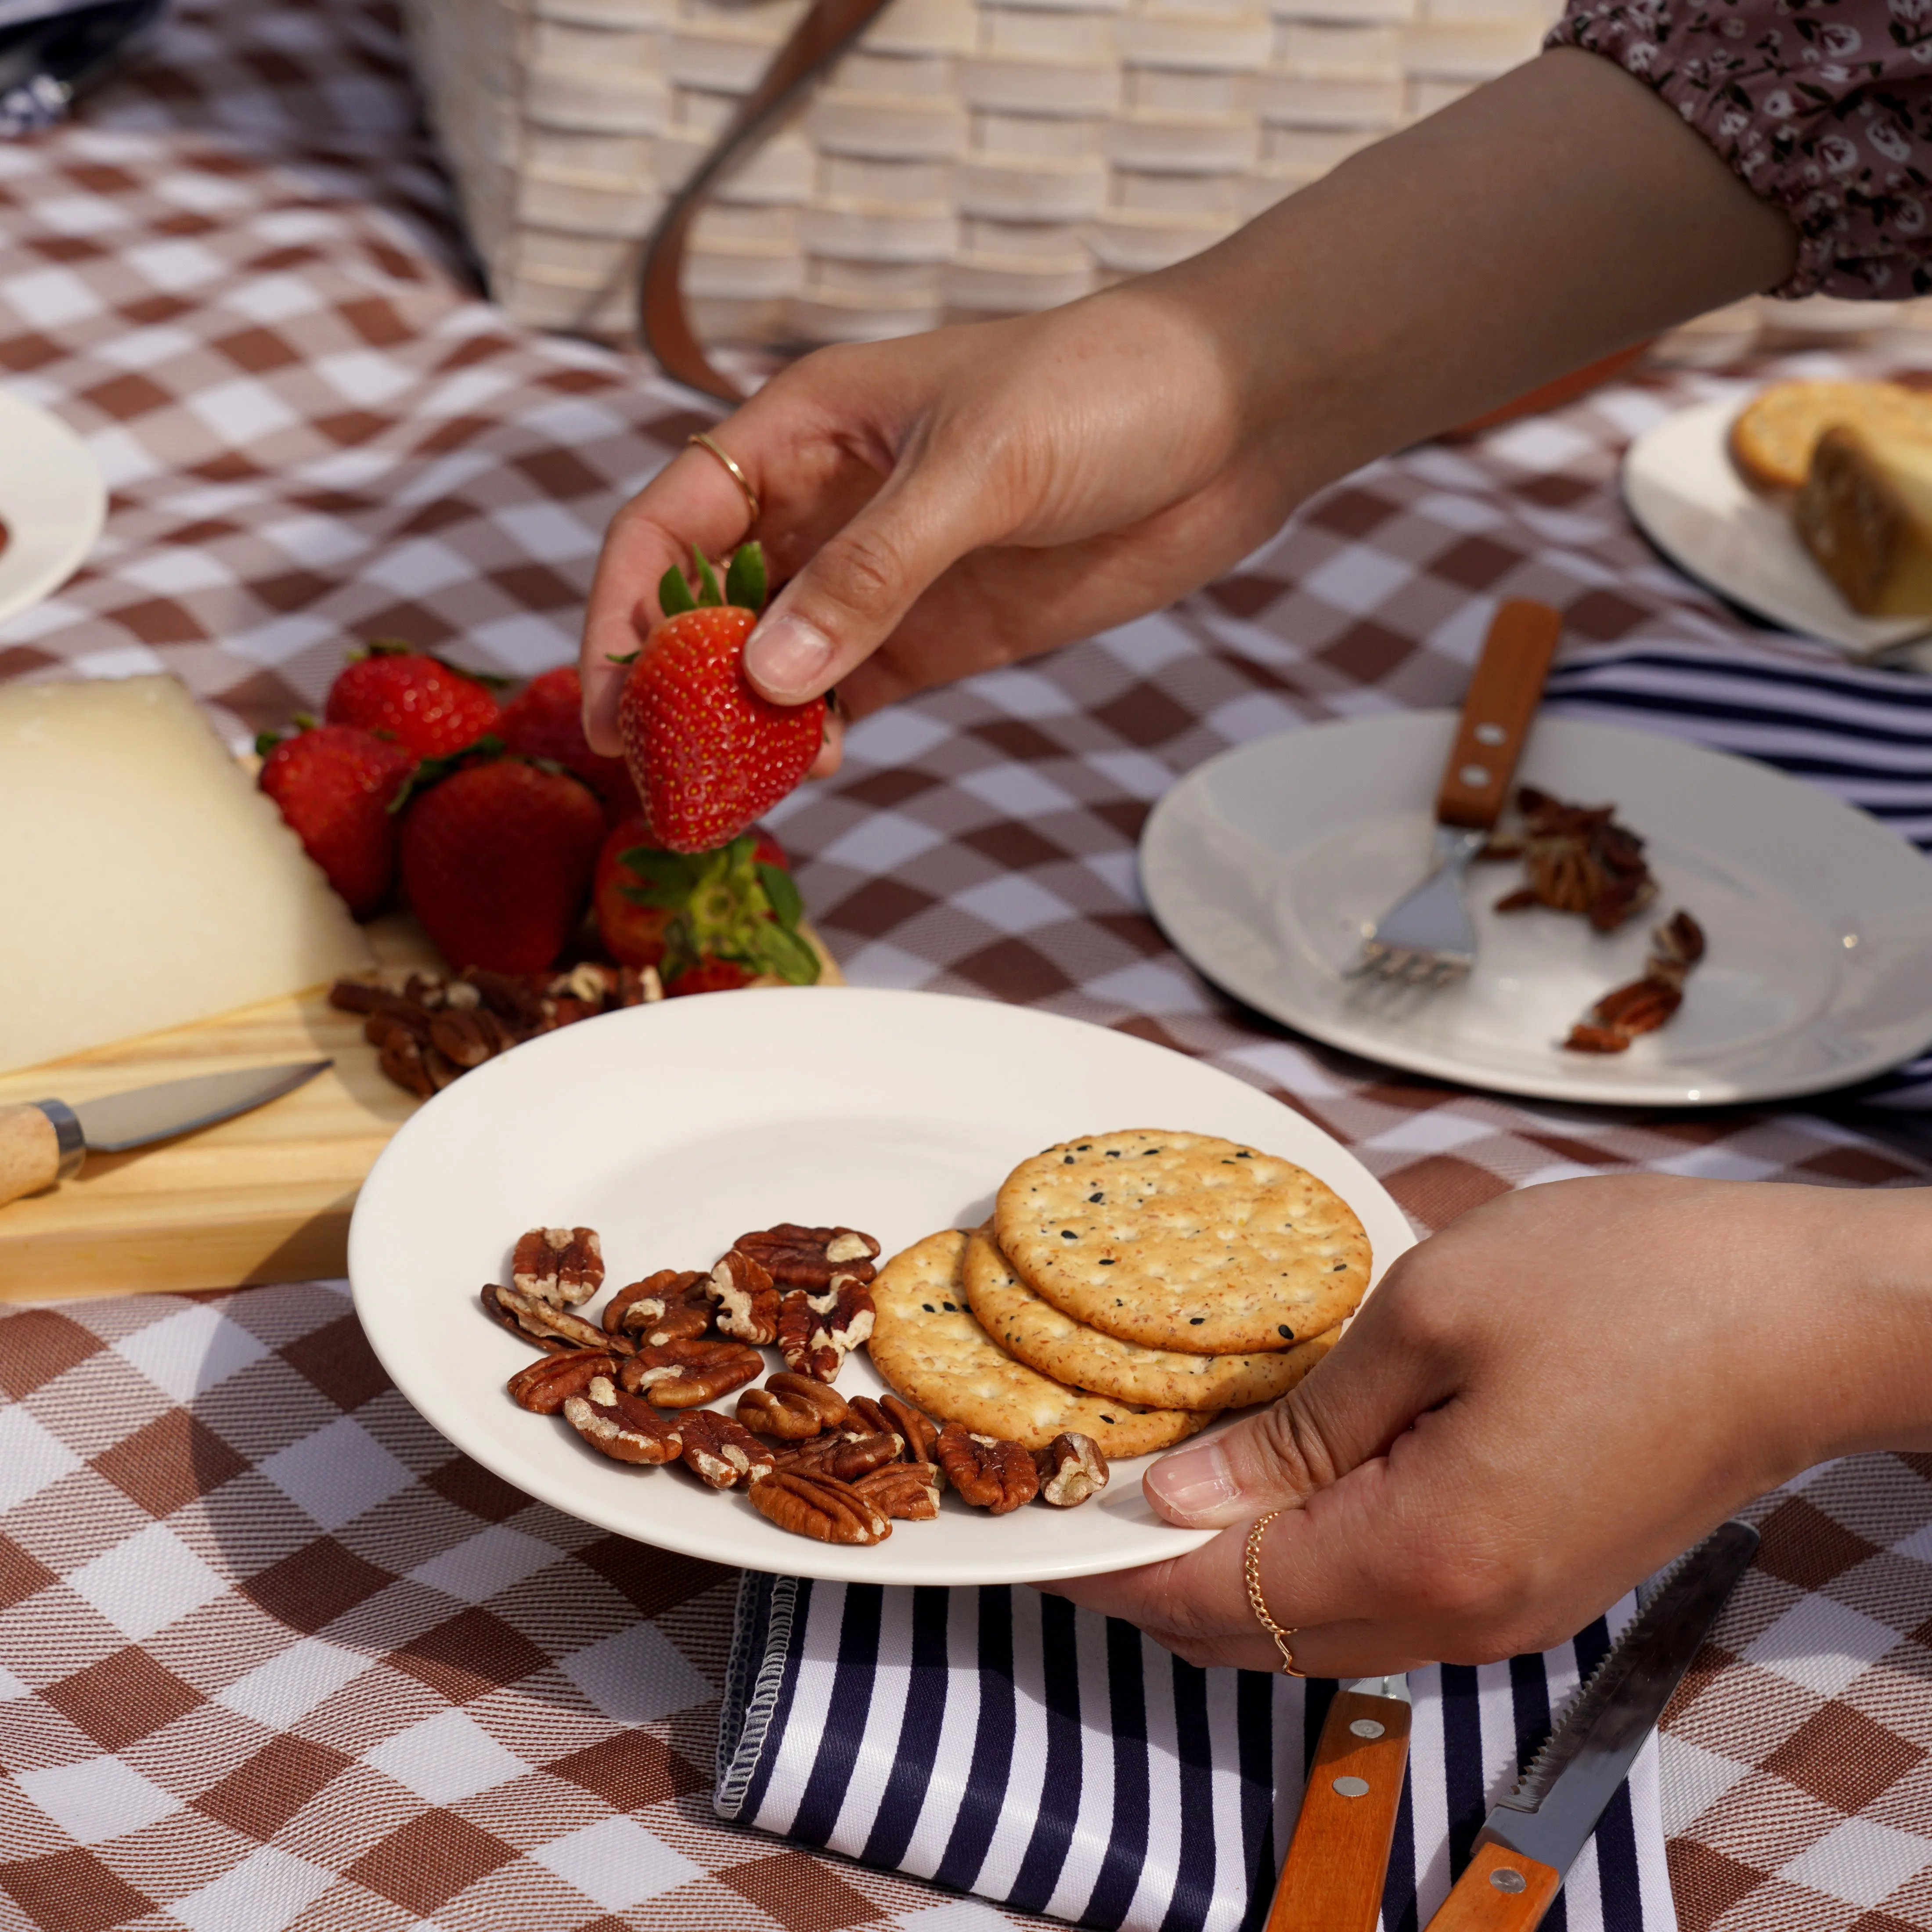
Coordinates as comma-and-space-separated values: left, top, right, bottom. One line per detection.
1140, 713, 1932, 1107
350, 988, 1413, 1586
0, 388, 104, 629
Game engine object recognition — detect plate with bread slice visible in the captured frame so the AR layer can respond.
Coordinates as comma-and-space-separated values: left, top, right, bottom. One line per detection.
1622, 379, 1932, 663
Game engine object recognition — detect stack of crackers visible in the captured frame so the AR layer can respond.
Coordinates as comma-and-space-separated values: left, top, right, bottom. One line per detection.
866, 1129, 1373, 1460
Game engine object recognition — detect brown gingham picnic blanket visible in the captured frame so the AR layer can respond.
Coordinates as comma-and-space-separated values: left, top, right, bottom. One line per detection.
3, 3, 1932, 1927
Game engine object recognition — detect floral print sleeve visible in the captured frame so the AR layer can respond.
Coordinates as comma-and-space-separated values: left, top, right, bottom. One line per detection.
1546, 0, 1932, 297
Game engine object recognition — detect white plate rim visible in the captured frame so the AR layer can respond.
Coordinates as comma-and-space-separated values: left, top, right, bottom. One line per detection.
0, 389, 104, 630
349, 986, 1416, 1586
1620, 394, 1932, 657
1139, 710, 1932, 1108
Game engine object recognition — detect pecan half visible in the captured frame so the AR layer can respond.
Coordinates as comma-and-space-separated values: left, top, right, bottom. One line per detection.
748, 1471, 890, 1544
936, 1423, 1039, 1513
512, 1226, 604, 1305
708, 1249, 780, 1345
1034, 1432, 1110, 1507
842, 1397, 904, 1453
737, 1372, 851, 1441
483, 1282, 628, 1354
852, 1463, 941, 1521
619, 1336, 764, 1408
430, 1005, 517, 1069
462, 967, 557, 1033
1561, 1021, 1632, 1054
1654, 908, 1706, 970
1590, 977, 1681, 1036
604, 1269, 710, 1345
778, 1430, 902, 1482
564, 1375, 684, 1464
776, 1289, 840, 1382
733, 1224, 881, 1290
678, 1410, 779, 1490
879, 1392, 940, 1467
378, 1029, 451, 1098
507, 1351, 620, 1414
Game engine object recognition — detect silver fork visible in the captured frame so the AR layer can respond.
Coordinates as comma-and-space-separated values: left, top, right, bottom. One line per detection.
1352, 599, 1561, 986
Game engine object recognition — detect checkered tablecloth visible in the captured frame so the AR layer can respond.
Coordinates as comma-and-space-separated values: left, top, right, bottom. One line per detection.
5, 3, 1932, 1928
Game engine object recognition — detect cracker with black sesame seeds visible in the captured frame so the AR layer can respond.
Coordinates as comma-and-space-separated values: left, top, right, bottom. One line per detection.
994, 1129, 1371, 1355
865, 1228, 1212, 1455
963, 1228, 1341, 1410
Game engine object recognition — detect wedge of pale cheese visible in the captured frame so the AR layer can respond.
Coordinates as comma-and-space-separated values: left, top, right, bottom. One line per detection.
0, 675, 372, 1074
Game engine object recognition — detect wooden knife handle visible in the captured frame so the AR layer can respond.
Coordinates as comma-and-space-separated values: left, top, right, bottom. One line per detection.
0, 1104, 63, 1210
1264, 1690, 1413, 1932
1422, 1842, 1562, 1932
1434, 599, 1562, 831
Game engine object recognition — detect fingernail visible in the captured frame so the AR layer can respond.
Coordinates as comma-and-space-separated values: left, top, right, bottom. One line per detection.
745, 612, 833, 698
1146, 1439, 1237, 1521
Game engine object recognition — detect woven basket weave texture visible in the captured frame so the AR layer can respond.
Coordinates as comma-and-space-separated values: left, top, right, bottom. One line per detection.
403, 0, 1562, 348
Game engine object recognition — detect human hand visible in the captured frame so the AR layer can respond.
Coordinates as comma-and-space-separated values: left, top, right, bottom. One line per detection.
1045, 1174, 1931, 1676
579, 276, 1308, 765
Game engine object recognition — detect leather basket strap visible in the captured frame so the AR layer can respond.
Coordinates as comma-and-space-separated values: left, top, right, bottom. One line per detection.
640, 0, 898, 402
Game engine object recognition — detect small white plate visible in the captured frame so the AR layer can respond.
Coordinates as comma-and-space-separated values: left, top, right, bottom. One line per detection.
349, 988, 1413, 1586
1621, 395, 1932, 660
1140, 714, 1932, 1108
0, 389, 104, 628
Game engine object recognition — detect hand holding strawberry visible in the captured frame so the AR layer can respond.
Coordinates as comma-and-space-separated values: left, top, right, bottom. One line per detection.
614, 544, 825, 854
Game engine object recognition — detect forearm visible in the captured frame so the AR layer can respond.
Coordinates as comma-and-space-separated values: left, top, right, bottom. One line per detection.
1148, 47, 1798, 507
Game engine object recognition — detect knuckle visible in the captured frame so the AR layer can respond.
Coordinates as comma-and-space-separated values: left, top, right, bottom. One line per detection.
815, 526, 905, 623
1251, 1395, 1333, 1493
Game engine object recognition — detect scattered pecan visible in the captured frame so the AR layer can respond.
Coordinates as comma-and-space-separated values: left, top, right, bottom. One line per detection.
377, 1029, 440, 1099
936, 1424, 1039, 1513
1649, 908, 1706, 984
708, 1249, 780, 1345
615, 964, 663, 1006
733, 1224, 881, 1290
512, 1226, 604, 1305
507, 1351, 620, 1414
748, 1471, 890, 1544
852, 1463, 941, 1521
1491, 787, 1657, 934
879, 1392, 940, 1467
1561, 1022, 1631, 1054
563, 1375, 684, 1464
1561, 908, 1706, 1056
842, 1397, 903, 1452
778, 1430, 902, 1482
430, 1005, 517, 1069
737, 1372, 851, 1441
462, 967, 557, 1033
327, 977, 389, 1015
678, 1410, 778, 1490
619, 1336, 764, 1408
483, 1281, 627, 1354
1034, 1433, 1110, 1508
777, 1289, 840, 1381
604, 1269, 710, 1345
1591, 978, 1681, 1035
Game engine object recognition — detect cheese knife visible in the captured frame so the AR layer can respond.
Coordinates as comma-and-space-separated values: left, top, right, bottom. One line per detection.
0, 1060, 331, 1209
1422, 1517, 1758, 1929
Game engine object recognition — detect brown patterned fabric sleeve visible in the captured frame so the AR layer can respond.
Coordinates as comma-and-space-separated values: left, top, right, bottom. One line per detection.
1546, 0, 1932, 298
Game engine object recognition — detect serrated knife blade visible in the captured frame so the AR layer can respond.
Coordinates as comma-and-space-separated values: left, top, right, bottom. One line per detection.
1423, 1519, 1759, 1927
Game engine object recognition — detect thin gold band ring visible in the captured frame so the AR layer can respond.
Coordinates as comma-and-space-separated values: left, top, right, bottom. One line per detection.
1244, 1510, 1305, 1677
688, 431, 760, 526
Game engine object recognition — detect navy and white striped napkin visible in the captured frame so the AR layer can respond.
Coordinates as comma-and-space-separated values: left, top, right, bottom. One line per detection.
716, 1575, 1676, 1932
1542, 643, 1932, 1109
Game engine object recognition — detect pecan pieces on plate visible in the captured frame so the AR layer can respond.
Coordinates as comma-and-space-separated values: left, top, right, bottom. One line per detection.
1563, 909, 1707, 1056
748, 1470, 891, 1545
937, 1423, 1040, 1514
512, 1226, 603, 1306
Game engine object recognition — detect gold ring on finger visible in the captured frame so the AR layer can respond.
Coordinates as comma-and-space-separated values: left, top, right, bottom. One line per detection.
1244, 1509, 1305, 1677
688, 431, 760, 526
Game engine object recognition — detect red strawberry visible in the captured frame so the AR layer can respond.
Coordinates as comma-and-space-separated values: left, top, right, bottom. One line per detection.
258, 722, 414, 918
399, 759, 606, 972
614, 544, 823, 854
665, 959, 754, 997
327, 640, 502, 758
592, 814, 675, 968
498, 666, 638, 820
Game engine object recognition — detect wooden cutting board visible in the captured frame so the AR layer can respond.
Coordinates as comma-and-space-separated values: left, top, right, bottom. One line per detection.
0, 916, 841, 1302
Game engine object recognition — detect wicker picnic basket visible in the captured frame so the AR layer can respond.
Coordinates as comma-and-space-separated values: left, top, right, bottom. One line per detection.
402, 0, 1558, 379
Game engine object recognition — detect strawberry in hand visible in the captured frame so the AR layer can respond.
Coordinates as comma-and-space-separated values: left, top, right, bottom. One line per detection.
258, 721, 415, 918
614, 544, 824, 854
327, 640, 504, 759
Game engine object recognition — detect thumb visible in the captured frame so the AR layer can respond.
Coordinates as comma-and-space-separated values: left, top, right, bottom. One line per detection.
743, 458, 996, 705
1143, 1310, 1449, 1529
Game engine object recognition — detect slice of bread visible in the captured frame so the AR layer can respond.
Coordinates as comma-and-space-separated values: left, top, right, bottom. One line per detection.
1730, 379, 1932, 491
1794, 422, 1932, 615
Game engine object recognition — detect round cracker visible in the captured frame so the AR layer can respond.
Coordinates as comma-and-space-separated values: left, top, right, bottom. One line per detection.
964, 1229, 1339, 1410
1729, 379, 1932, 492
995, 1129, 1370, 1355
865, 1228, 1212, 1456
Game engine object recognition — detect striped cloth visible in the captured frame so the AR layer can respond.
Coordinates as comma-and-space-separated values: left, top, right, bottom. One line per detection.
715, 1575, 1679, 1932
1541, 645, 1932, 1110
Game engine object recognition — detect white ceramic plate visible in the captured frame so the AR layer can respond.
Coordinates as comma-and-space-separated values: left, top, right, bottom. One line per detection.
0, 389, 104, 628
349, 988, 1414, 1585
1621, 395, 1932, 662
1140, 713, 1932, 1108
